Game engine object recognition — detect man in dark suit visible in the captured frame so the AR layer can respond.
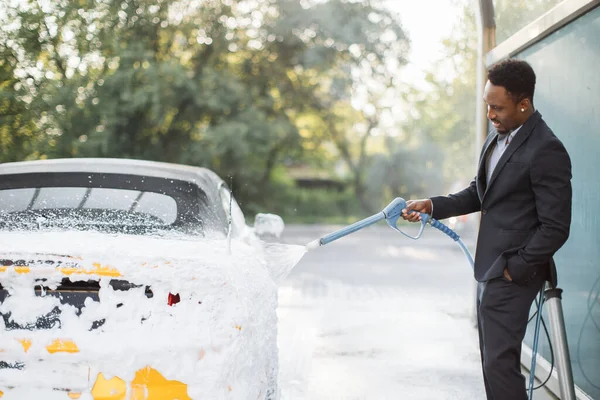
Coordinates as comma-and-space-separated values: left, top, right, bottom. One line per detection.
401, 59, 572, 399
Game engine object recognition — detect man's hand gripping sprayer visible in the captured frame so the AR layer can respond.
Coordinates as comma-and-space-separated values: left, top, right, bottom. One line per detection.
305, 197, 546, 400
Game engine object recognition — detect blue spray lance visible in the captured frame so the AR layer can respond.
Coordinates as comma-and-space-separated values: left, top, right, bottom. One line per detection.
306, 197, 474, 266
306, 197, 547, 400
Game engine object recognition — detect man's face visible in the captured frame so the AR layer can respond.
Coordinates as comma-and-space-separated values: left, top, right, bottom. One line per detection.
483, 81, 524, 134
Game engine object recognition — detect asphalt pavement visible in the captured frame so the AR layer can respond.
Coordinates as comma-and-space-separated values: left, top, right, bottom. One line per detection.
276, 223, 484, 400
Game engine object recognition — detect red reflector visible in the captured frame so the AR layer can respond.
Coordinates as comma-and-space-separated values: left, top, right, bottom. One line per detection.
168, 293, 180, 306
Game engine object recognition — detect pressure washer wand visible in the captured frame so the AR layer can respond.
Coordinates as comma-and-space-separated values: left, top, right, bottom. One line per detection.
306, 197, 430, 251
305, 197, 472, 266
305, 212, 384, 250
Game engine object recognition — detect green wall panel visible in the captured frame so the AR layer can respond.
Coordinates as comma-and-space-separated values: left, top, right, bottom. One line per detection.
516, 5, 600, 398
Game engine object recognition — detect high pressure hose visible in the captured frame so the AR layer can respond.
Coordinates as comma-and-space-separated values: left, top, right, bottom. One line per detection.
428, 217, 474, 269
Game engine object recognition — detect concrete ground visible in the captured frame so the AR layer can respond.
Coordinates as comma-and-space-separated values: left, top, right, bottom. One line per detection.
276, 224, 560, 400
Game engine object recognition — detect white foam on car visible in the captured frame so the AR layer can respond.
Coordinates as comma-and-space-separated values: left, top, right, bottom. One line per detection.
0, 230, 306, 399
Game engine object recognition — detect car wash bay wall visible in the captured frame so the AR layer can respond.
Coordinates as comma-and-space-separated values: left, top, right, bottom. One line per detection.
508, 5, 600, 399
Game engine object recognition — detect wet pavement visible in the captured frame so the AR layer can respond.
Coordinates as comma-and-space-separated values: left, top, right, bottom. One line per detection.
277, 223, 485, 399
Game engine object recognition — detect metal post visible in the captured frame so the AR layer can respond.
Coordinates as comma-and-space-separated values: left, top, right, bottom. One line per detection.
476, 0, 496, 161
544, 286, 576, 400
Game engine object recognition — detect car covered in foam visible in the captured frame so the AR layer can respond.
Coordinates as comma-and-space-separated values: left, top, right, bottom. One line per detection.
0, 158, 289, 400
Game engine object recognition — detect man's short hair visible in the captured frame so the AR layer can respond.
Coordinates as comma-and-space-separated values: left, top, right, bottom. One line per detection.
488, 58, 536, 104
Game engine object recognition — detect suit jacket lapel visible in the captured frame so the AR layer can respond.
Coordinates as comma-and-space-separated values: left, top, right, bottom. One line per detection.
477, 132, 497, 200
485, 111, 542, 196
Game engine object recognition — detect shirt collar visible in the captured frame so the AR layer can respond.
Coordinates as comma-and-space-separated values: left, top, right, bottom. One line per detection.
497, 124, 523, 144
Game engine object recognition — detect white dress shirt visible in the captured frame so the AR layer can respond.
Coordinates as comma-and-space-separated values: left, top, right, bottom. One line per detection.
486, 125, 522, 185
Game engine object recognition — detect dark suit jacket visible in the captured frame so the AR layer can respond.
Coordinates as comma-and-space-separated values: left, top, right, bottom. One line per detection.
430, 111, 572, 287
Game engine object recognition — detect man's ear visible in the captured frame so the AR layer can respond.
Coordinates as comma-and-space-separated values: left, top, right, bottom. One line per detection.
520, 98, 531, 111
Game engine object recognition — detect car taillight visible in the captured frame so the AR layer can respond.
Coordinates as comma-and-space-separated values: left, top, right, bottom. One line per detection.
167, 293, 180, 306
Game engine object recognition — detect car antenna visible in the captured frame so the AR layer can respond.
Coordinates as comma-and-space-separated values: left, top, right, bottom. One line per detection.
227, 176, 233, 255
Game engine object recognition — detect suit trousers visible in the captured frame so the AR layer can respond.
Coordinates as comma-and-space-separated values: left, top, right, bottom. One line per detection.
476, 272, 546, 400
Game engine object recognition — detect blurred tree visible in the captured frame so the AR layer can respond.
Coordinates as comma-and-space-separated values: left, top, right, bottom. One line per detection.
396, 0, 562, 197
0, 0, 409, 216
271, 0, 410, 212
0, 39, 43, 161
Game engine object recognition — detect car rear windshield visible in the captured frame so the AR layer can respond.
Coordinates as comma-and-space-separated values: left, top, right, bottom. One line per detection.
0, 172, 204, 235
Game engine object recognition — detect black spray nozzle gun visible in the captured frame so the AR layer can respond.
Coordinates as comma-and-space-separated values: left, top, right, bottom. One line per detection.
305, 197, 470, 266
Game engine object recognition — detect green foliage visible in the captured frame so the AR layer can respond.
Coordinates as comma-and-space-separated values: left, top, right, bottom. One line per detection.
0, 0, 411, 217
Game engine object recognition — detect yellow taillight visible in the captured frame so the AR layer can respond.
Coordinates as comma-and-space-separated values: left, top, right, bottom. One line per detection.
17, 338, 32, 352
90, 263, 122, 277
59, 267, 81, 275
91, 367, 190, 400
130, 366, 190, 400
0, 263, 121, 277
46, 339, 79, 354
0, 265, 30, 273
91, 374, 127, 400
14, 266, 30, 274
58, 266, 121, 277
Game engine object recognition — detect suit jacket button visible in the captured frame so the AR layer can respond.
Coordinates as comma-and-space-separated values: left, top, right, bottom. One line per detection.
482, 210, 487, 215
